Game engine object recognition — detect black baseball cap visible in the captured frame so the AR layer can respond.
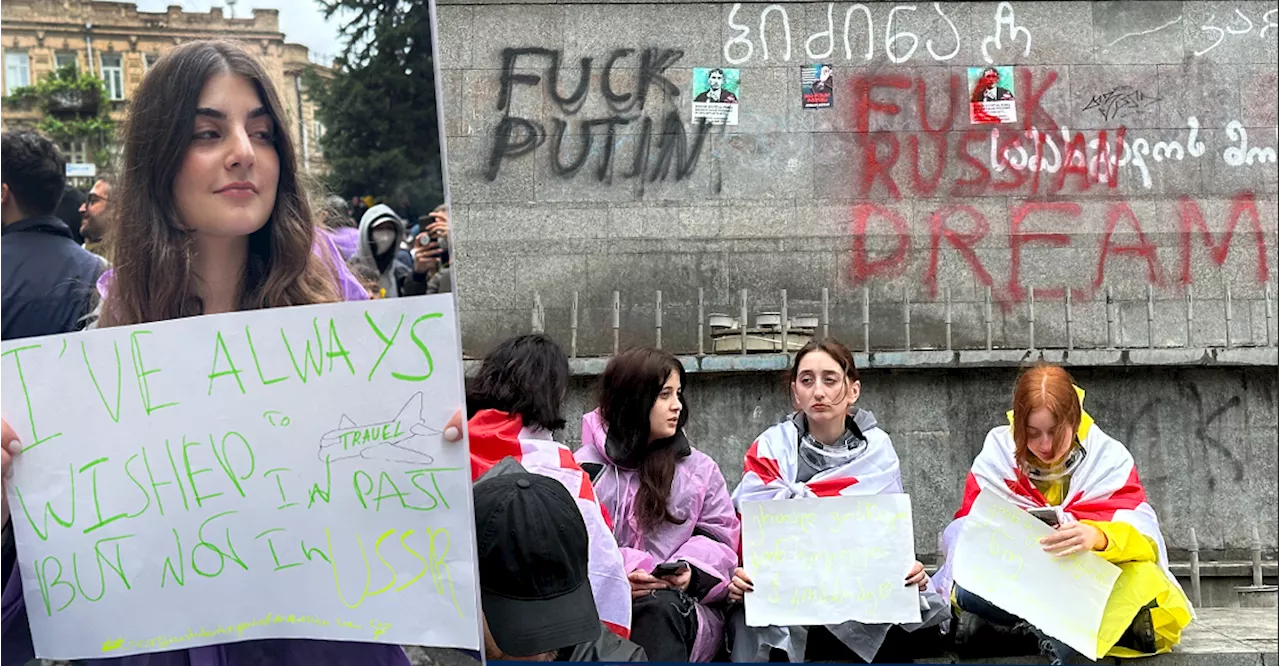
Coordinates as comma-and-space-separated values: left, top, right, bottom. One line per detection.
474, 472, 600, 656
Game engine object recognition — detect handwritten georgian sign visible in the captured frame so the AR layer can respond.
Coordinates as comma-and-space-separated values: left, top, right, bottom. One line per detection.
952, 492, 1121, 660
1, 295, 480, 659
741, 495, 922, 627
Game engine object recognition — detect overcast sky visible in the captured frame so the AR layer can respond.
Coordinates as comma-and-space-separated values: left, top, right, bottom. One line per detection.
133, 0, 351, 65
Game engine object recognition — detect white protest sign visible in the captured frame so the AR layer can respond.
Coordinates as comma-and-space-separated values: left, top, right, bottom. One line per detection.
741, 494, 921, 627
952, 492, 1121, 660
1, 294, 481, 659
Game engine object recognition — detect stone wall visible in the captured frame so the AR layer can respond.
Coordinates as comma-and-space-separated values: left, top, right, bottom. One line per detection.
435, 0, 1280, 359
551, 364, 1280, 561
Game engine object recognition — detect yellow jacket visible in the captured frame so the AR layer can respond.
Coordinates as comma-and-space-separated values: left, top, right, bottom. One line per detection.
1035, 476, 1192, 657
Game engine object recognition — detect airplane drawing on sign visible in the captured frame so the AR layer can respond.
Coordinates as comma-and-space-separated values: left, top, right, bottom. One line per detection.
317, 392, 438, 465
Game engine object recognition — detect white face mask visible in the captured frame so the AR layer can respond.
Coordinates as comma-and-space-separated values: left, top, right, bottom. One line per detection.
371, 226, 397, 255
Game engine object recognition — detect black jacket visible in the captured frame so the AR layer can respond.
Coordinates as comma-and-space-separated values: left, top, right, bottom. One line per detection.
2, 214, 104, 340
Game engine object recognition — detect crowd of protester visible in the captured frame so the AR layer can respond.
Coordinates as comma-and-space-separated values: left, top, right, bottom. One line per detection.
0, 38, 1191, 666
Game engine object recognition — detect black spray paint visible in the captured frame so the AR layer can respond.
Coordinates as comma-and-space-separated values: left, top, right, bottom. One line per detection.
487, 47, 720, 193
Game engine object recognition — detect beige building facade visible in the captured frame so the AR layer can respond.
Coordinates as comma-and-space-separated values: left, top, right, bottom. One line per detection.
0, 0, 330, 175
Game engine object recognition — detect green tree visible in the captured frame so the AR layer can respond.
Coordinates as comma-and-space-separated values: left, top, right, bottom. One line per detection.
306, 0, 443, 220
3, 64, 116, 168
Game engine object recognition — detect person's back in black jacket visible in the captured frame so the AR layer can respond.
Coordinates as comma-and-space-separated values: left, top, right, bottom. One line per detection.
2, 213, 103, 340
2, 130, 104, 341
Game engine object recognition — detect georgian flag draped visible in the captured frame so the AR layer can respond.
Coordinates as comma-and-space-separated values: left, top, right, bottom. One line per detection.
932, 419, 1184, 600
469, 409, 633, 639
731, 417, 902, 506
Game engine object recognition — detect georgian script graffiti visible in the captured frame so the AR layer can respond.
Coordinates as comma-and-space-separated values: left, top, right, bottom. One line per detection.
1194, 7, 1278, 56
1083, 86, 1161, 122
724, 2, 1003, 65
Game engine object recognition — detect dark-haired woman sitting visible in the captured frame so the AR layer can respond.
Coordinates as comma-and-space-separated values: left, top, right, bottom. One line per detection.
576, 348, 740, 662
466, 334, 633, 640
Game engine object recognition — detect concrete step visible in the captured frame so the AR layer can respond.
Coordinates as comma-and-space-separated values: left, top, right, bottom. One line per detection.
916, 608, 1277, 666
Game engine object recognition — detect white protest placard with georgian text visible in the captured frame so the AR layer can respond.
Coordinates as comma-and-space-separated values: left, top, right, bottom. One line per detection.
2, 294, 480, 659
741, 494, 922, 627
952, 491, 1121, 660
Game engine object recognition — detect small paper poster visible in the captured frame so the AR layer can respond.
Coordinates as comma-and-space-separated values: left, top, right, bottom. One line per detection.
968, 66, 1017, 124
692, 67, 740, 126
801, 64, 833, 109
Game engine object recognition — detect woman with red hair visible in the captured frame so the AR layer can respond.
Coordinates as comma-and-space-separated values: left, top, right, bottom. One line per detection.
932, 363, 1191, 664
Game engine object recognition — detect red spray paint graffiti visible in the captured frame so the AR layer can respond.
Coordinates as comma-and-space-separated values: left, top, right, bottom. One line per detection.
852, 192, 1271, 305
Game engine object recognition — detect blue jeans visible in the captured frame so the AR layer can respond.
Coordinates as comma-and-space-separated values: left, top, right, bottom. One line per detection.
954, 586, 1088, 664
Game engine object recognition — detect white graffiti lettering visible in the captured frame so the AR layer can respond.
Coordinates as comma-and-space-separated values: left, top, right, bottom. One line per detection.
724, 3, 754, 65
1193, 7, 1275, 56
981, 1, 1032, 63
725, 2, 1029, 65
926, 2, 961, 61
1224, 122, 1279, 167
990, 117, 1272, 190
843, 4, 874, 61
806, 3, 836, 60
759, 4, 793, 62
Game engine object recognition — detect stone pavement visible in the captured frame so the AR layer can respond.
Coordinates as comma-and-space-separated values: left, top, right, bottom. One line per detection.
917, 608, 1278, 665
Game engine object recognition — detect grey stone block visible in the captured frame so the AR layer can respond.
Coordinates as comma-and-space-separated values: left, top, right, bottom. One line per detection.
1199, 127, 1280, 197
1157, 61, 1244, 130
447, 135, 536, 204
434, 5, 474, 70
1241, 64, 1280, 127
1179, 1, 1279, 65
453, 253, 517, 309
1069, 65, 1164, 130
966, 1, 1095, 66
469, 4, 566, 65
715, 130, 814, 200
561, 3, 723, 69
1092, 1, 1186, 65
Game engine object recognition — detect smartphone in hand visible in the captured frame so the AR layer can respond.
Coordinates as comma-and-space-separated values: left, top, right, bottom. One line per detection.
1027, 506, 1060, 528
652, 561, 690, 577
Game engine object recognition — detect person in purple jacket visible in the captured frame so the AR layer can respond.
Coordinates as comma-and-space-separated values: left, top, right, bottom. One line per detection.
0, 39, 465, 666
576, 347, 741, 663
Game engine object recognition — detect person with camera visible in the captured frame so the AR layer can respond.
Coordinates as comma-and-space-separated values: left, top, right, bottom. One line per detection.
403, 204, 452, 296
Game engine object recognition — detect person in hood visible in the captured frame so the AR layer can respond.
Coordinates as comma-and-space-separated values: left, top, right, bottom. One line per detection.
726, 338, 950, 663
576, 347, 740, 663
932, 364, 1190, 665
357, 203, 412, 298
474, 459, 647, 662
1, 40, 427, 666
1, 130, 104, 340
320, 193, 359, 260
466, 334, 633, 640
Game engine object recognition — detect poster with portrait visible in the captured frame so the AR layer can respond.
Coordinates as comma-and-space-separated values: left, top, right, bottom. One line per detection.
692, 67, 740, 126
968, 66, 1017, 124
801, 64, 833, 109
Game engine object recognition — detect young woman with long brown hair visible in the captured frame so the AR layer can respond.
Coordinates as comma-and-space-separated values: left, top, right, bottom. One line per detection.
725, 338, 950, 662
0, 40, 459, 666
575, 347, 740, 662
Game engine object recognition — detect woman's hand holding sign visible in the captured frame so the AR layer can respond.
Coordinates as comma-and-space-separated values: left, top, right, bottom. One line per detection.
905, 560, 929, 590
2, 418, 19, 528
727, 567, 753, 603
1041, 521, 1108, 556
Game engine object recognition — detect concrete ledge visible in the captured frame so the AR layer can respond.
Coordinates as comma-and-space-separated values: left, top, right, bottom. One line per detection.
408, 609, 1274, 665
461, 346, 1278, 377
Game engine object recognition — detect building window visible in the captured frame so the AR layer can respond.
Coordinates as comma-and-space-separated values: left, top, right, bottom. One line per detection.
60, 141, 89, 164
54, 52, 78, 72
100, 53, 124, 100
5, 51, 30, 95
143, 53, 159, 73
